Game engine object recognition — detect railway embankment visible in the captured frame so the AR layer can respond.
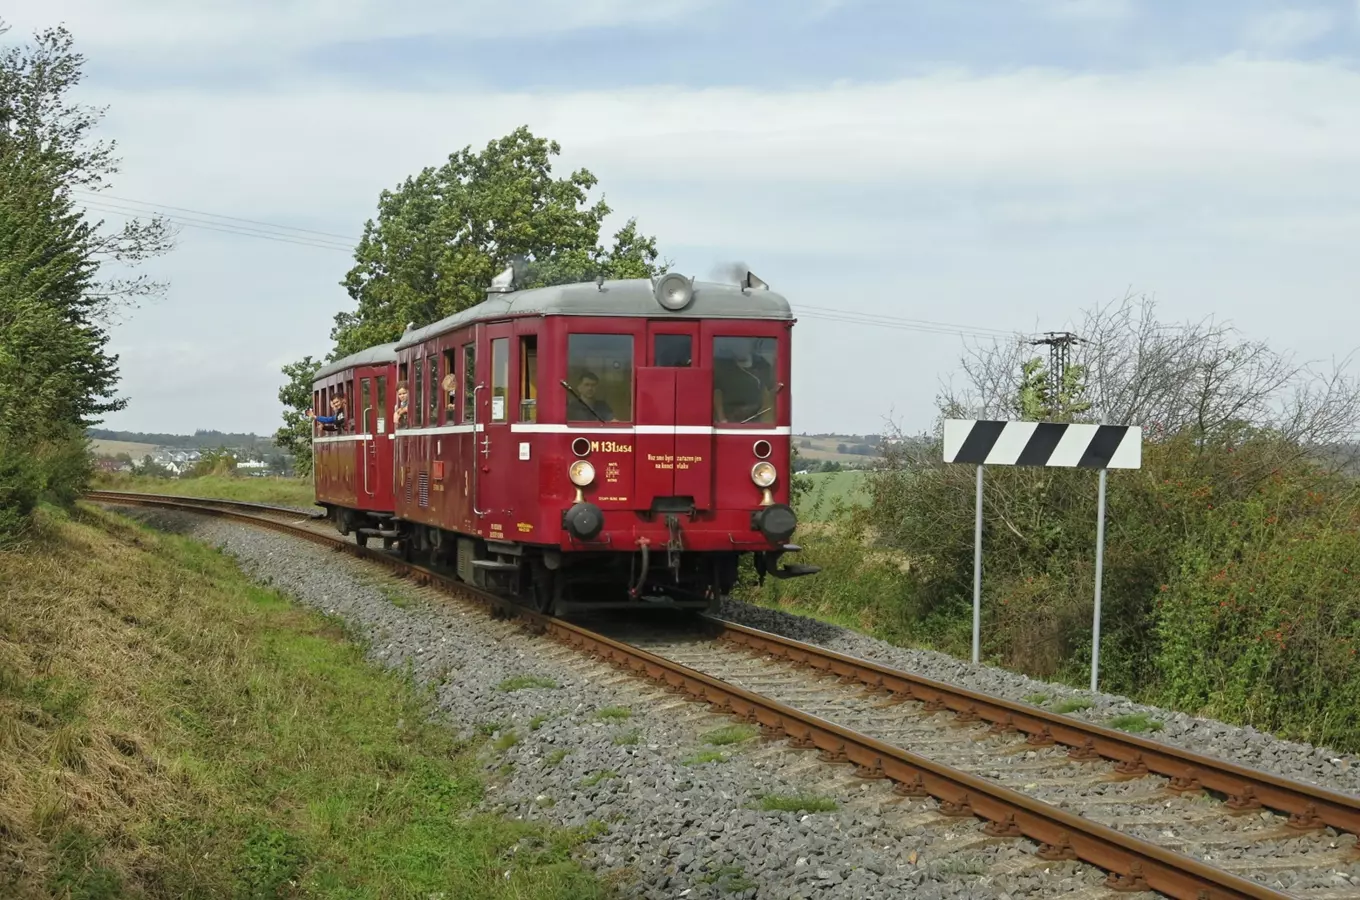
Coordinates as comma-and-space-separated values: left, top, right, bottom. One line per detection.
109, 505, 1127, 899
0, 506, 603, 899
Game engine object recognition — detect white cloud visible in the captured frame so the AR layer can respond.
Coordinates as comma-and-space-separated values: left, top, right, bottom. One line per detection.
40, 48, 1360, 434
1241, 8, 1335, 51
4, 0, 723, 54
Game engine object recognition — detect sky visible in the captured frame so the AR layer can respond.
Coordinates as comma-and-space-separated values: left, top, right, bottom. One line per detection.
5, 0, 1360, 438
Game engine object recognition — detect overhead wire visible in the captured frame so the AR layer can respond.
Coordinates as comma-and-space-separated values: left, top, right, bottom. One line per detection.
75, 190, 1027, 342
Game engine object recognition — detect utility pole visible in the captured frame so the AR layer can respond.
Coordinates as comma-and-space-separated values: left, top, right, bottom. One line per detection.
1029, 331, 1082, 417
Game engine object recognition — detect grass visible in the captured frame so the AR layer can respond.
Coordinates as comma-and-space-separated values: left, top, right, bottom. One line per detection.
1023, 693, 1050, 705
0, 504, 605, 899
544, 749, 570, 768
701, 724, 758, 746
529, 712, 553, 731
793, 470, 867, 520
594, 706, 631, 721
498, 674, 559, 692
494, 731, 521, 751
756, 793, 838, 813
700, 864, 757, 892
682, 749, 729, 766
92, 472, 319, 509
611, 729, 640, 746
1108, 712, 1164, 733
579, 770, 618, 788
1055, 697, 1094, 714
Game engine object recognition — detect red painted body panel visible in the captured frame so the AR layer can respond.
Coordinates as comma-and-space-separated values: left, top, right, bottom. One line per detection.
313, 362, 397, 515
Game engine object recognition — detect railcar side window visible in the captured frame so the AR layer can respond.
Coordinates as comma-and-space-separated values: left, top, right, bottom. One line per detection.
442, 349, 457, 420
520, 335, 538, 422
414, 356, 424, 428
566, 334, 632, 423
427, 354, 440, 425
655, 334, 692, 367
713, 337, 777, 424
462, 343, 476, 423
490, 338, 509, 423
376, 376, 388, 433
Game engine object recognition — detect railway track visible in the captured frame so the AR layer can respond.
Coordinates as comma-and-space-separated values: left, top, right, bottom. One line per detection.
87, 490, 1360, 900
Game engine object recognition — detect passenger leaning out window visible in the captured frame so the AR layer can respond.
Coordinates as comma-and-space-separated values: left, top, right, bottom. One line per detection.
308, 395, 348, 433
442, 373, 458, 417
394, 381, 411, 428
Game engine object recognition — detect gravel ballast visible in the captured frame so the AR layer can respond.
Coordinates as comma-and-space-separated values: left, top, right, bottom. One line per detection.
717, 598, 1360, 796
113, 508, 1115, 899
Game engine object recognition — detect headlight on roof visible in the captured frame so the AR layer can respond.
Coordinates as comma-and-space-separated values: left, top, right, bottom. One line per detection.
751, 461, 777, 488
569, 459, 596, 487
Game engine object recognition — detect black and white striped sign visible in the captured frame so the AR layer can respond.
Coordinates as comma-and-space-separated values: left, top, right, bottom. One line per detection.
943, 420, 1141, 469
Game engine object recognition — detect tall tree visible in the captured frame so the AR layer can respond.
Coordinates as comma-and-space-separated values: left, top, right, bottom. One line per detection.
0, 20, 173, 540
274, 126, 666, 467
332, 125, 665, 357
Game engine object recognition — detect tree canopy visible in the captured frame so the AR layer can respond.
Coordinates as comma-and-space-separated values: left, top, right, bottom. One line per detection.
331, 125, 665, 358
0, 20, 172, 542
275, 125, 666, 466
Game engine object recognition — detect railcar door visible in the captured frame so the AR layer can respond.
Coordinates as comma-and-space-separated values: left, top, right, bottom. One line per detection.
476, 322, 517, 541
641, 322, 712, 511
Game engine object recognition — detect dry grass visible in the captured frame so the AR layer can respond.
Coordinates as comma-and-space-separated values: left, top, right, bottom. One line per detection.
0, 505, 605, 898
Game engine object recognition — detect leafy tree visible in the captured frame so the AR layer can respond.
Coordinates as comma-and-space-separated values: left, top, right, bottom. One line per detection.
332, 125, 666, 358
274, 126, 666, 468
0, 20, 173, 543
190, 446, 236, 477
272, 356, 321, 476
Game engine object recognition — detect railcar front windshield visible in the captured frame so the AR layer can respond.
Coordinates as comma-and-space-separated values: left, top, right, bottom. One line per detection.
565, 334, 633, 423
713, 336, 777, 424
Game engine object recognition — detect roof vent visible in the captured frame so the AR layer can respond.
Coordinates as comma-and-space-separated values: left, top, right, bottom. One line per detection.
487, 265, 515, 293
652, 272, 695, 311
741, 270, 769, 293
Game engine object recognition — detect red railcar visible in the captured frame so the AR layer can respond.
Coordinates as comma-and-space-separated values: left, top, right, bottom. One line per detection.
310, 342, 399, 545
382, 269, 818, 614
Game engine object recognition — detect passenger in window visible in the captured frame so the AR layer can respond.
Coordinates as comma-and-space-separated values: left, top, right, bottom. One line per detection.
714, 341, 774, 423
307, 395, 348, 433
394, 381, 410, 428
566, 371, 615, 422
442, 373, 458, 417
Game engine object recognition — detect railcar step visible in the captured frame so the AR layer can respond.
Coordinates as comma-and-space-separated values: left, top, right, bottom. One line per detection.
773, 563, 821, 579
471, 559, 520, 571
358, 527, 401, 538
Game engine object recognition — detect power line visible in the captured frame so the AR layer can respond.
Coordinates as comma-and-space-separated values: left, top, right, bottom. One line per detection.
72, 189, 362, 243
76, 189, 1027, 342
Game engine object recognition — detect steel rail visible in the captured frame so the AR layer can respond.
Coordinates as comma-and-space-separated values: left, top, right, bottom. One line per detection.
85, 491, 1326, 899
704, 620, 1360, 838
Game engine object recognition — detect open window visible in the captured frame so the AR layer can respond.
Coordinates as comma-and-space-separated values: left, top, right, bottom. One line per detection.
519, 335, 538, 422
360, 377, 372, 434
566, 334, 632, 423
442, 348, 458, 421
712, 336, 776, 424
376, 375, 388, 433
396, 362, 410, 429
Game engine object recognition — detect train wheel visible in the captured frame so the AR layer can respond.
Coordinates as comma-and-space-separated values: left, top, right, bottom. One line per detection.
355, 531, 369, 548
530, 562, 559, 616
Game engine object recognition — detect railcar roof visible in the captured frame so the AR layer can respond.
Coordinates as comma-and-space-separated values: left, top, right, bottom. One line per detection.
396, 278, 792, 351
314, 342, 399, 382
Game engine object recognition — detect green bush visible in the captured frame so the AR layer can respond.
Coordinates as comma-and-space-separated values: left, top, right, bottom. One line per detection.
0, 438, 43, 545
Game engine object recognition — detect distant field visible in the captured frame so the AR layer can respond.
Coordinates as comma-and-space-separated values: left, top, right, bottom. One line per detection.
795, 434, 880, 464
89, 439, 159, 457
93, 473, 318, 509
796, 470, 867, 519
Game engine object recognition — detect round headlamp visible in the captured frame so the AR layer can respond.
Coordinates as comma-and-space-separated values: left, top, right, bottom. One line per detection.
751, 461, 777, 488
569, 459, 596, 487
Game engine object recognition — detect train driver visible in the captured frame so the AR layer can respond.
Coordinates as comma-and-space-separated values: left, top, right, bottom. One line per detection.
713, 339, 773, 423
566, 371, 615, 422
